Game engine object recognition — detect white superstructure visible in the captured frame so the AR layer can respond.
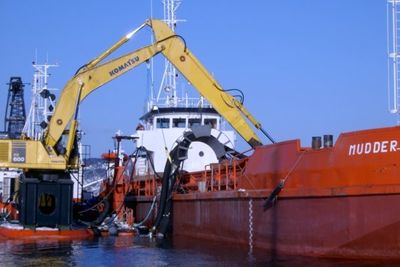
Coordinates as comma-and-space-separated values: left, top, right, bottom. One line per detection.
133, 107, 235, 174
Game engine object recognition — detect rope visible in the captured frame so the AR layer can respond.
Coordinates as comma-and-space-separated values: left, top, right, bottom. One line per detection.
282, 150, 306, 185
133, 195, 157, 228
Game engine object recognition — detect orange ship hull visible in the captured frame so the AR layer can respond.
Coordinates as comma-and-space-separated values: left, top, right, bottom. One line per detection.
131, 125, 400, 258
172, 192, 400, 259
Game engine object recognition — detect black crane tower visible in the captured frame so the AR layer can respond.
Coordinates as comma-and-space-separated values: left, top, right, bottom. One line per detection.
4, 77, 26, 138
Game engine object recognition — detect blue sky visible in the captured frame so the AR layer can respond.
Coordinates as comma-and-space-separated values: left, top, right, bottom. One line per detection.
0, 1, 393, 156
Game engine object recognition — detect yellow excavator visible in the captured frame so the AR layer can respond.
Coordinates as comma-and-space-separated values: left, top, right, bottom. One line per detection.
0, 19, 273, 227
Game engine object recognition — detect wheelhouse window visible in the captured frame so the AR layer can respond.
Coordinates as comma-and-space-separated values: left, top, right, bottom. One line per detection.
188, 118, 201, 128
156, 118, 170, 129
172, 118, 186, 128
204, 118, 217, 128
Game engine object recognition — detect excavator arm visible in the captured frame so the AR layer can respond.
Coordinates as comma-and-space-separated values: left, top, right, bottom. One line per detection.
46, 19, 267, 153
44, 30, 163, 150
148, 20, 274, 146
0, 19, 269, 171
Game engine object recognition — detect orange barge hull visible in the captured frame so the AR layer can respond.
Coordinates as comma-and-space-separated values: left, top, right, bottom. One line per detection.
134, 126, 400, 259
0, 226, 94, 241
0, 202, 94, 241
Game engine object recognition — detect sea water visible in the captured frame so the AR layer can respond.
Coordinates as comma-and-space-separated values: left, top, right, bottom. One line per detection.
0, 235, 398, 267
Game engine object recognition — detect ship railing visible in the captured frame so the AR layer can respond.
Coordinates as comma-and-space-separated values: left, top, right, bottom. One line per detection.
131, 171, 158, 197
150, 97, 213, 109
207, 160, 240, 192
129, 158, 248, 196
180, 158, 248, 193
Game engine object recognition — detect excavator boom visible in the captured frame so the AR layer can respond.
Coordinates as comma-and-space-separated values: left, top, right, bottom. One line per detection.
148, 19, 264, 147
0, 19, 267, 171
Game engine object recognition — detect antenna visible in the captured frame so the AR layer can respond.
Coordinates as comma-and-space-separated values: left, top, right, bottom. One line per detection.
387, 0, 400, 123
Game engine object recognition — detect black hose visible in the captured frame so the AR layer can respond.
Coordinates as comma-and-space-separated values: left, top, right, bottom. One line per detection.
153, 132, 195, 235
153, 157, 173, 230
156, 34, 187, 52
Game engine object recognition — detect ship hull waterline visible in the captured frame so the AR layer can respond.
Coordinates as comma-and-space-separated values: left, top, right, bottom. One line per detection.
172, 192, 400, 259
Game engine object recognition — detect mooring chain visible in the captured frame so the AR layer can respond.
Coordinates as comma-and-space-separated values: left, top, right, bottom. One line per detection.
248, 198, 254, 255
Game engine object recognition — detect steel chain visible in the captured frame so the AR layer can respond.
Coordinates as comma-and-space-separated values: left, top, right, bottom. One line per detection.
248, 198, 254, 255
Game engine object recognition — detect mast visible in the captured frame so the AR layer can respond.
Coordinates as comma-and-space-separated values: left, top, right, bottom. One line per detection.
23, 61, 58, 140
388, 0, 400, 123
151, 0, 186, 109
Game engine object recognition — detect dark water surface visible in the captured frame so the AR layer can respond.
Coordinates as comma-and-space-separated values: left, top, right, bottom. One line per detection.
0, 235, 399, 267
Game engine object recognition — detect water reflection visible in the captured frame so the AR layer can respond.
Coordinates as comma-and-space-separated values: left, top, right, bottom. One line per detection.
0, 239, 74, 266
0, 235, 399, 266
